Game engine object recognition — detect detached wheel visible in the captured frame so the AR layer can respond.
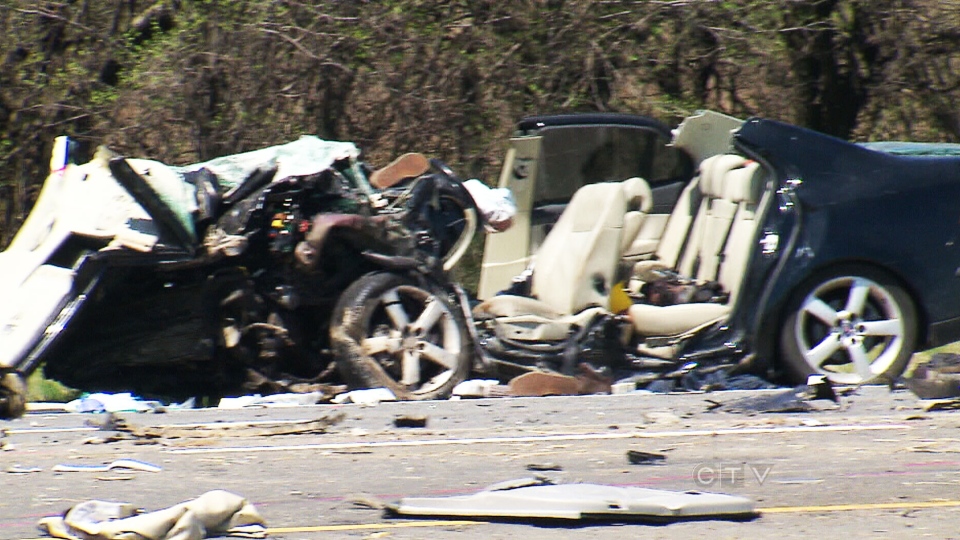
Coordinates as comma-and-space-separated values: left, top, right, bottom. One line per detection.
779, 267, 917, 385
331, 273, 472, 400
0, 373, 27, 419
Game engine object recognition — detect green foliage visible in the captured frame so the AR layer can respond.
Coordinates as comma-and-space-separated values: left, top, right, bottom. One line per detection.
26, 369, 81, 403
2, 0, 960, 241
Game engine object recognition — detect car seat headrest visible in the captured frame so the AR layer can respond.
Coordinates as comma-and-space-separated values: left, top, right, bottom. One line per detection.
621, 177, 653, 213
723, 161, 763, 204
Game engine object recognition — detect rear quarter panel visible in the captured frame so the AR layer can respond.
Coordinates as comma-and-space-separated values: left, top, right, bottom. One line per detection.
739, 119, 960, 353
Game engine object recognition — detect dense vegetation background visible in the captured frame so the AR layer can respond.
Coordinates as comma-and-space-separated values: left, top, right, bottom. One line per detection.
3, 0, 960, 249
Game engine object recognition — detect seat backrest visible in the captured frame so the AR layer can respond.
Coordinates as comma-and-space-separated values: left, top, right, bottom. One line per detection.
624, 153, 744, 275
648, 176, 702, 271
716, 160, 766, 303
684, 155, 751, 281
531, 180, 631, 314
620, 177, 653, 254
669, 154, 747, 278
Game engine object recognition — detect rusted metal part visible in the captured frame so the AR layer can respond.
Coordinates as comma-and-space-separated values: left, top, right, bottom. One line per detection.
369, 152, 430, 189
295, 213, 415, 270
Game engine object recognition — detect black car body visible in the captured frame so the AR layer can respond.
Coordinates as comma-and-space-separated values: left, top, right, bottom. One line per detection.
725, 118, 960, 375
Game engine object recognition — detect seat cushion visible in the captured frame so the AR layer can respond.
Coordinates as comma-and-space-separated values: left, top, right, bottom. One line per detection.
487, 307, 608, 342
627, 302, 731, 336
473, 295, 564, 320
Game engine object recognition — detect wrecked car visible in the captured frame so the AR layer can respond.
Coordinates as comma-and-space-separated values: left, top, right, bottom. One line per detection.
474, 110, 960, 389
6, 109, 960, 417
0, 137, 483, 417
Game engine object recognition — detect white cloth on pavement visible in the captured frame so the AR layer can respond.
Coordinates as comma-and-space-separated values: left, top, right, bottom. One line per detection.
37, 490, 266, 540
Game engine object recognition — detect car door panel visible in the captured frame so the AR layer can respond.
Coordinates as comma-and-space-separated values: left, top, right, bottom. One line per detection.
478, 138, 542, 299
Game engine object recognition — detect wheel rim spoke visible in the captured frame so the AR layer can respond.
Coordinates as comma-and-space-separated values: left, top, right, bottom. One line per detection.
803, 297, 838, 326
410, 297, 444, 333
400, 350, 421, 386
858, 318, 902, 338
382, 290, 410, 329
844, 279, 871, 315
792, 274, 912, 384
358, 283, 463, 393
418, 340, 458, 369
360, 335, 401, 355
847, 342, 875, 380
805, 333, 842, 369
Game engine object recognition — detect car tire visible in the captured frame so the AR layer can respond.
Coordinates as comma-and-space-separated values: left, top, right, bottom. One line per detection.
779, 266, 917, 385
330, 272, 472, 400
0, 373, 27, 419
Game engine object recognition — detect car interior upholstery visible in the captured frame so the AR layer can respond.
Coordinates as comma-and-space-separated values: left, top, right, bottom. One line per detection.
475, 151, 768, 353
627, 155, 766, 336
473, 177, 652, 340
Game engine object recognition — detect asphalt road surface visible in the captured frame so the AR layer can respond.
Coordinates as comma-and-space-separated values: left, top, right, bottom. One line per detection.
2, 386, 959, 539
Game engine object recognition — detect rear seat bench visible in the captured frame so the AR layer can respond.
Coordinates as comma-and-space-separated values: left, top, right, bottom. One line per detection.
625, 154, 766, 337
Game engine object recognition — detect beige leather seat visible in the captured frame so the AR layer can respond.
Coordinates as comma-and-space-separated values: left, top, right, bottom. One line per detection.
630, 154, 748, 285
474, 177, 652, 340
530, 177, 650, 315
679, 154, 751, 282
620, 179, 654, 256
627, 157, 765, 337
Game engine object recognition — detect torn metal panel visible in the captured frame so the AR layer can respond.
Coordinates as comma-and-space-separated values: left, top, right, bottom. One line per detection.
671, 110, 744, 165
389, 480, 758, 521
112, 413, 344, 441
174, 135, 361, 192
52, 459, 162, 473
108, 157, 198, 246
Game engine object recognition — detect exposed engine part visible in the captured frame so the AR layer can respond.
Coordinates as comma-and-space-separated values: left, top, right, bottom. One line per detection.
205, 227, 249, 257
